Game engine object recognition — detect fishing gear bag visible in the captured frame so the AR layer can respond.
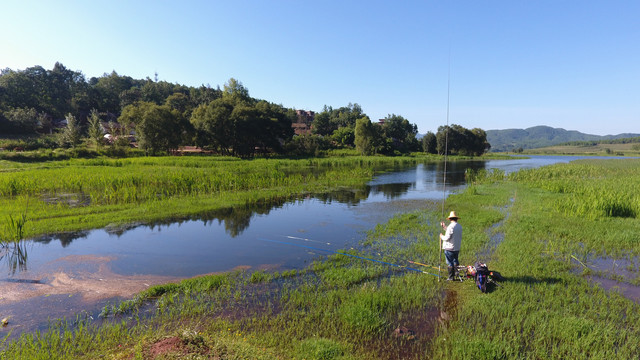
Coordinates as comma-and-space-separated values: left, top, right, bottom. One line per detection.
474, 261, 490, 293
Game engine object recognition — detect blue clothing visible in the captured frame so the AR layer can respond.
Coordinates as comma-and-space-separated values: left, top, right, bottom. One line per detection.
444, 250, 459, 267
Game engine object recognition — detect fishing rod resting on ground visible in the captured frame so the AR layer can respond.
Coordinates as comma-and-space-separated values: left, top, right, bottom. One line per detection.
258, 237, 440, 277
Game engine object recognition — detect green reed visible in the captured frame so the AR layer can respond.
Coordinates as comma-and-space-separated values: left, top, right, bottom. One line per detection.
427, 159, 640, 359
509, 159, 640, 220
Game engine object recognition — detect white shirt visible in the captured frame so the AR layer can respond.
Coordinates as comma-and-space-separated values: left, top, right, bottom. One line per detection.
440, 221, 462, 251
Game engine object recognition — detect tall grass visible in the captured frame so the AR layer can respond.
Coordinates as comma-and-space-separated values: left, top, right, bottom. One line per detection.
3, 158, 640, 359
509, 159, 640, 220
428, 159, 640, 359
0, 157, 371, 203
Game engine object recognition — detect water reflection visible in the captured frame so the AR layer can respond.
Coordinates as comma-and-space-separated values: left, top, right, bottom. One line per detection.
1, 241, 29, 275
34, 231, 90, 248
31, 186, 377, 249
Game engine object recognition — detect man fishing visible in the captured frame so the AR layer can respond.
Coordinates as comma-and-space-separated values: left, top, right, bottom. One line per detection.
440, 211, 462, 281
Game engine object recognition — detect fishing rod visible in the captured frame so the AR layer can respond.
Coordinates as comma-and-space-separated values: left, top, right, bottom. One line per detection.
258, 238, 440, 277
439, 51, 451, 282
408, 260, 441, 271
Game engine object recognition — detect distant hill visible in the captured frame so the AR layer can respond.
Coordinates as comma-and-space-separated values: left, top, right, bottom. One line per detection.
486, 126, 640, 152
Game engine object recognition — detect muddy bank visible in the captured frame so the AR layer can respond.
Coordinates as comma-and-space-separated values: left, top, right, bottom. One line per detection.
0, 254, 178, 335
1, 255, 178, 304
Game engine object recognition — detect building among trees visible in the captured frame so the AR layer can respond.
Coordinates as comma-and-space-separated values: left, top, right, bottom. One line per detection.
292, 110, 314, 135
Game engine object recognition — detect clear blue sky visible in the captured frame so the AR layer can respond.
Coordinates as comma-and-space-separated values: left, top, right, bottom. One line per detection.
2, 1, 638, 136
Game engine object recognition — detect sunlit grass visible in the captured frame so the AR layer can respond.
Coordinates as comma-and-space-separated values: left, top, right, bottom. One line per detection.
2, 158, 640, 359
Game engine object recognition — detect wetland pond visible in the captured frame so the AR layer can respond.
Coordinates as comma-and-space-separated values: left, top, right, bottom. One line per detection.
0, 155, 632, 335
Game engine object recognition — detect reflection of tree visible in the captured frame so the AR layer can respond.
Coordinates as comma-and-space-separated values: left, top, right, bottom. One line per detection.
313, 187, 371, 205
436, 161, 486, 186
32, 231, 90, 247
206, 207, 253, 237
0, 241, 29, 275
368, 183, 412, 200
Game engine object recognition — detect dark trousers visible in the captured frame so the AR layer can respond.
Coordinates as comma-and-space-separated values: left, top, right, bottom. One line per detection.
444, 250, 459, 267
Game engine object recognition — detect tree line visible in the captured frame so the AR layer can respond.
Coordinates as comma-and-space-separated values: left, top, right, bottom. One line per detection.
0, 62, 489, 157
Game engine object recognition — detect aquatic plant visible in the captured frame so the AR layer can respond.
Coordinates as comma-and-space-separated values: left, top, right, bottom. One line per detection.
4, 210, 28, 242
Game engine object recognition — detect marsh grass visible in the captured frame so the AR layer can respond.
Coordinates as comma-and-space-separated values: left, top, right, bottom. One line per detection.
3, 208, 28, 242
428, 159, 640, 359
3, 158, 640, 359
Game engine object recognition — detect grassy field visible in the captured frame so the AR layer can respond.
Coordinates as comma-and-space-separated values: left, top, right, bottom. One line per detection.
2, 157, 639, 359
431, 159, 640, 359
520, 142, 640, 156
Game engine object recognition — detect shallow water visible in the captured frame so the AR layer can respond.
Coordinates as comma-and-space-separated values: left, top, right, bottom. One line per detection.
0, 155, 630, 336
588, 276, 640, 303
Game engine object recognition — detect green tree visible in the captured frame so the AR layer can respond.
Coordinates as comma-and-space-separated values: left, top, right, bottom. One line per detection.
119, 101, 153, 128
355, 117, 378, 155
48, 62, 85, 118
436, 124, 489, 156
3, 107, 40, 134
284, 134, 330, 156
190, 98, 234, 154
222, 78, 251, 103
92, 71, 137, 114
191, 80, 293, 157
189, 85, 222, 107
136, 104, 182, 155
311, 108, 333, 136
230, 103, 260, 156
87, 109, 105, 147
380, 114, 419, 153
253, 100, 294, 154
422, 131, 437, 154
312, 103, 365, 136
119, 88, 142, 108
165, 92, 192, 116
470, 128, 491, 155
0, 66, 48, 115
331, 126, 355, 147
230, 101, 293, 157
60, 113, 83, 148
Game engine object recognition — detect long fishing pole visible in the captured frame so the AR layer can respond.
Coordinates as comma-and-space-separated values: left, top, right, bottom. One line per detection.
408, 260, 441, 271
258, 238, 440, 277
439, 51, 451, 282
